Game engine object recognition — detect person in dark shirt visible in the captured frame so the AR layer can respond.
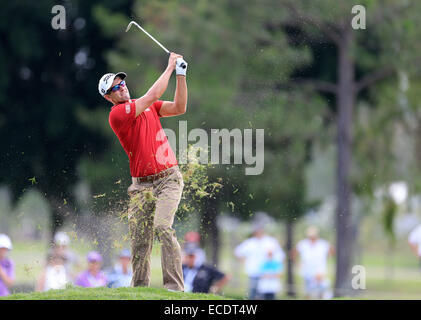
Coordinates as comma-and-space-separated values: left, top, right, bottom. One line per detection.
182, 244, 230, 294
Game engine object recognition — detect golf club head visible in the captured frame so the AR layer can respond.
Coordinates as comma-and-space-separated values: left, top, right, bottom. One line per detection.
124, 20, 170, 54
125, 21, 136, 32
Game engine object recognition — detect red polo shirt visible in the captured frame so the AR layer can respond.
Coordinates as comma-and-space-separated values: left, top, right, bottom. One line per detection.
109, 99, 178, 177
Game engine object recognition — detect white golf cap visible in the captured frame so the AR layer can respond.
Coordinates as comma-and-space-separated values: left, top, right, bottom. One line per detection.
98, 72, 127, 96
54, 231, 70, 246
0, 234, 12, 250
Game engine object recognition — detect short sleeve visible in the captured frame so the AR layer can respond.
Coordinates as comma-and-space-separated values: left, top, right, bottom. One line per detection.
296, 240, 304, 254
278, 248, 286, 261
322, 240, 330, 253
234, 240, 249, 258
152, 100, 164, 117
268, 238, 284, 261
109, 100, 136, 133
7, 260, 15, 280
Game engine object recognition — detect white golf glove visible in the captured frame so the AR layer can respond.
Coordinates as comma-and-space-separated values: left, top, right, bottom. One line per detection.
176, 58, 188, 76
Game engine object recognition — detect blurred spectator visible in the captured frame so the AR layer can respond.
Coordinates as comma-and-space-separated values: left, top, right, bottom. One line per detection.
52, 231, 79, 279
74, 251, 107, 288
182, 244, 230, 294
107, 249, 133, 288
257, 247, 283, 300
36, 252, 69, 292
408, 224, 421, 267
183, 231, 206, 266
234, 224, 285, 300
0, 234, 15, 296
293, 226, 334, 299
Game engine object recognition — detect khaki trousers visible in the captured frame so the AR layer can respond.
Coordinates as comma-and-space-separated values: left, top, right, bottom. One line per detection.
127, 166, 184, 291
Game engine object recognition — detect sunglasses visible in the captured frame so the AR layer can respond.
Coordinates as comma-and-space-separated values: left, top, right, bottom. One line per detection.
106, 80, 126, 94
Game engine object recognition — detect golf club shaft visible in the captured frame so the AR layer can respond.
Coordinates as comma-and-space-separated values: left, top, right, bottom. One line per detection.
129, 22, 170, 54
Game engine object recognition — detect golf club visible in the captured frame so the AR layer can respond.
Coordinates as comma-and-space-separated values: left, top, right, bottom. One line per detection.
125, 21, 187, 70
125, 20, 170, 54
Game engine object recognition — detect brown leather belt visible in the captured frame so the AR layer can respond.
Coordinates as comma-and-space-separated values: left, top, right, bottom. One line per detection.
132, 166, 178, 184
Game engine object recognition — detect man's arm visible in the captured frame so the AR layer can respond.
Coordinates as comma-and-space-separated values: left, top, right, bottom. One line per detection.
291, 247, 299, 262
159, 56, 188, 117
159, 75, 188, 117
35, 270, 46, 292
210, 274, 231, 294
328, 245, 335, 257
135, 52, 182, 117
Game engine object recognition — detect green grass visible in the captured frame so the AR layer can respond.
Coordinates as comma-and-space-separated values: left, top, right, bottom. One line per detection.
0, 286, 230, 300
9, 239, 421, 299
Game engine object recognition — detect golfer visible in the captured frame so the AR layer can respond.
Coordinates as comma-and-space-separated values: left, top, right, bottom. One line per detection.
98, 52, 188, 291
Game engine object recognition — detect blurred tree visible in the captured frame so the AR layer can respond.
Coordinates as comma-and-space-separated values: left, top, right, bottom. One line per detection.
281, 0, 421, 296
0, 0, 134, 241
247, 93, 326, 296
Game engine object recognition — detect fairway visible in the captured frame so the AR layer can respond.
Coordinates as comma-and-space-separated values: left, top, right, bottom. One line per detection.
0, 286, 230, 300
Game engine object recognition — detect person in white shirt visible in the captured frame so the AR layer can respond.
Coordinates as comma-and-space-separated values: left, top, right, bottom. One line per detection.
408, 224, 421, 267
52, 231, 80, 280
36, 252, 69, 292
234, 224, 285, 299
257, 246, 283, 300
293, 226, 334, 299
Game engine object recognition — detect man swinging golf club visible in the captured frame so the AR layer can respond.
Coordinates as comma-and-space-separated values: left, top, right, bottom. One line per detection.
98, 27, 188, 291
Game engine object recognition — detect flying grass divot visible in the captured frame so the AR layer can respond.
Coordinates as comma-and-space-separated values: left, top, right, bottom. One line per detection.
117, 145, 223, 224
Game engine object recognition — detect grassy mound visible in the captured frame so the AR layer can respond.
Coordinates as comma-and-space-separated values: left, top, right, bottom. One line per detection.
1, 286, 231, 300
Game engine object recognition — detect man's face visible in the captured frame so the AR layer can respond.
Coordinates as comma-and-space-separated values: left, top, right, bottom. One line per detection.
309, 235, 318, 241
105, 76, 130, 104
253, 229, 264, 238
185, 254, 196, 268
54, 244, 66, 255
88, 261, 101, 273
